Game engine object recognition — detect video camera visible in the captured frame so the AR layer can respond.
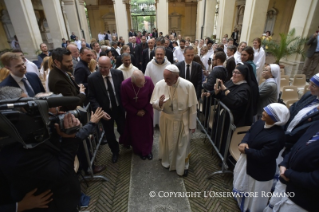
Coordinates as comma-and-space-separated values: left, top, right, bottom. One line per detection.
0, 94, 89, 149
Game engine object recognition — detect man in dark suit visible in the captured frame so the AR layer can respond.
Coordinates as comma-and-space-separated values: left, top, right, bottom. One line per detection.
88, 56, 125, 163
150, 37, 174, 64
225, 45, 236, 81
0, 52, 45, 97
111, 41, 119, 58
74, 47, 93, 95
127, 36, 138, 57
142, 39, 155, 73
135, 36, 148, 70
301, 32, 319, 80
48, 48, 86, 110
231, 28, 239, 46
175, 46, 202, 99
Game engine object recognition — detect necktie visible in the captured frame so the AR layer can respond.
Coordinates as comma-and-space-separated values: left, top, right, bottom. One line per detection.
21, 78, 35, 97
105, 77, 117, 109
186, 64, 190, 80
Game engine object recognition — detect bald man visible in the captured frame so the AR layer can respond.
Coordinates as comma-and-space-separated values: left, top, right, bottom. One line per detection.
66, 43, 79, 73
88, 56, 125, 163
120, 70, 154, 160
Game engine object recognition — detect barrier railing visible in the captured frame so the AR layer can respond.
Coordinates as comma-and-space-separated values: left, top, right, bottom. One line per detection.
197, 96, 236, 179
81, 103, 108, 182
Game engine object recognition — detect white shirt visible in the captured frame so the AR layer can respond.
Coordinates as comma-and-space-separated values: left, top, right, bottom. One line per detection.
25, 59, 39, 76
207, 48, 214, 58
184, 61, 192, 79
286, 99, 319, 133
201, 54, 209, 70
75, 40, 81, 50
116, 47, 121, 55
102, 72, 119, 108
10, 73, 33, 96
98, 33, 105, 42
173, 46, 185, 62
149, 48, 154, 59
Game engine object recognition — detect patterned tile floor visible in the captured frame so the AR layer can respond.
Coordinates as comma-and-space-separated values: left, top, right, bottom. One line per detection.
80, 129, 240, 212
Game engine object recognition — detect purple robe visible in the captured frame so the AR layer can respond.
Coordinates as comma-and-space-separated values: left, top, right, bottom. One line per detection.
119, 76, 154, 156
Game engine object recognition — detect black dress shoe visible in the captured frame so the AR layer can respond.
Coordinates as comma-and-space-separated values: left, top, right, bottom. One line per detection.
140, 155, 146, 160
183, 170, 189, 177
93, 165, 106, 174
147, 152, 153, 160
112, 154, 119, 163
100, 140, 108, 145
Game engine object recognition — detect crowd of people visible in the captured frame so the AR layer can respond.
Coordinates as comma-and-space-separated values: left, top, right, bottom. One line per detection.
0, 26, 318, 212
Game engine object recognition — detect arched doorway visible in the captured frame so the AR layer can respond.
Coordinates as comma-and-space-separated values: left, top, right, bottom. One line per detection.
130, 0, 156, 34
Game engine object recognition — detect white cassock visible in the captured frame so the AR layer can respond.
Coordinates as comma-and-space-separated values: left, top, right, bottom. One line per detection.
254, 47, 266, 83
117, 63, 139, 80
201, 54, 209, 71
234, 51, 242, 65
150, 77, 198, 176
145, 58, 171, 127
173, 46, 185, 62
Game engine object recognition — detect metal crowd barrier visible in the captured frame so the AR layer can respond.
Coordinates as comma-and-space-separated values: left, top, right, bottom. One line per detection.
197, 96, 236, 179
81, 103, 108, 182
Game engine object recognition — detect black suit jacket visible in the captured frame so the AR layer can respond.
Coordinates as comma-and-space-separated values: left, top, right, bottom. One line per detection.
175, 61, 202, 99
88, 69, 124, 117
74, 60, 91, 94
203, 66, 228, 91
0, 72, 45, 96
0, 137, 82, 212
142, 48, 153, 73
280, 120, 319, 212
135, 43, 149, 67
150, 47, 174, 64
111, 47, 119, 58
127, 43, 138, 56
48, 67, 86, 110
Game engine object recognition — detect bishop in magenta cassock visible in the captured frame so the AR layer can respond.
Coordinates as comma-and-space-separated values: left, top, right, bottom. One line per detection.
119, 70, 154, 160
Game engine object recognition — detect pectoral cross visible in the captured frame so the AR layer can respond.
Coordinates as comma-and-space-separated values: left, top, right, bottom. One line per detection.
169, 103, 173, 111
133, 96, 138, 102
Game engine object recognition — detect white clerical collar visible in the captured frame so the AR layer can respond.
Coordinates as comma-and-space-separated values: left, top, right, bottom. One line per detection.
264, 123, 275, 128
233, 80, 247, 85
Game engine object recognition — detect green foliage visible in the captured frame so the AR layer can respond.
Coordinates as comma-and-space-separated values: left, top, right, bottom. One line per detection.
262, 28, 307, 64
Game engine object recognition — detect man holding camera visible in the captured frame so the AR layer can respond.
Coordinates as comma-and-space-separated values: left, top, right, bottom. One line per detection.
0, 89, 107, 211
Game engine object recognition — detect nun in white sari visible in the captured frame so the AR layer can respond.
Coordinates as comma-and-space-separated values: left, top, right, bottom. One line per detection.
233, 103, 290, 212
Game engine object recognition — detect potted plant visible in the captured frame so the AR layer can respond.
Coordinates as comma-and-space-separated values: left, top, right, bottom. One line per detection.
262, 28, 307, 65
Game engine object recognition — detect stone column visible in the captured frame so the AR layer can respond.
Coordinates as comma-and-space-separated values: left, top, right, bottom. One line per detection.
156, 0, 169, 35
87, 5, 99, 40
4, 0, 43, 60
63, 0, 82, 39
196, 0, 204, 39
113, 0, 129, 42
240, 0, 270, 43
216, 0, 236, 41
203, 0, 217, 39
279, 0, 319, 76
77, 0, 90, 40
126, 4, 132, 31
41, 0, 67, 48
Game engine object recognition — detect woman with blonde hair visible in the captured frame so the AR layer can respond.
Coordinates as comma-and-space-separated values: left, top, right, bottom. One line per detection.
0, 67, 10, 83
39, 56, 53, 92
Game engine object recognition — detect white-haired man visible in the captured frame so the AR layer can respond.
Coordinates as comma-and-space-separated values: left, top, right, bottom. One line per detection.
150, 64, 198, 177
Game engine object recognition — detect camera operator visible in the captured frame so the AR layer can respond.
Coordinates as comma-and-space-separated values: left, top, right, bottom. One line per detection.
0, 90, 107, 211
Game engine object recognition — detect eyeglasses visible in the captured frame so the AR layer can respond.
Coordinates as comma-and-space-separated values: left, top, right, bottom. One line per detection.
232, 71, 242, 75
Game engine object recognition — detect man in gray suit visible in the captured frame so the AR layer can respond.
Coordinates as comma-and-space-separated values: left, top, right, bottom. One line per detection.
302, 32, 319, 80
